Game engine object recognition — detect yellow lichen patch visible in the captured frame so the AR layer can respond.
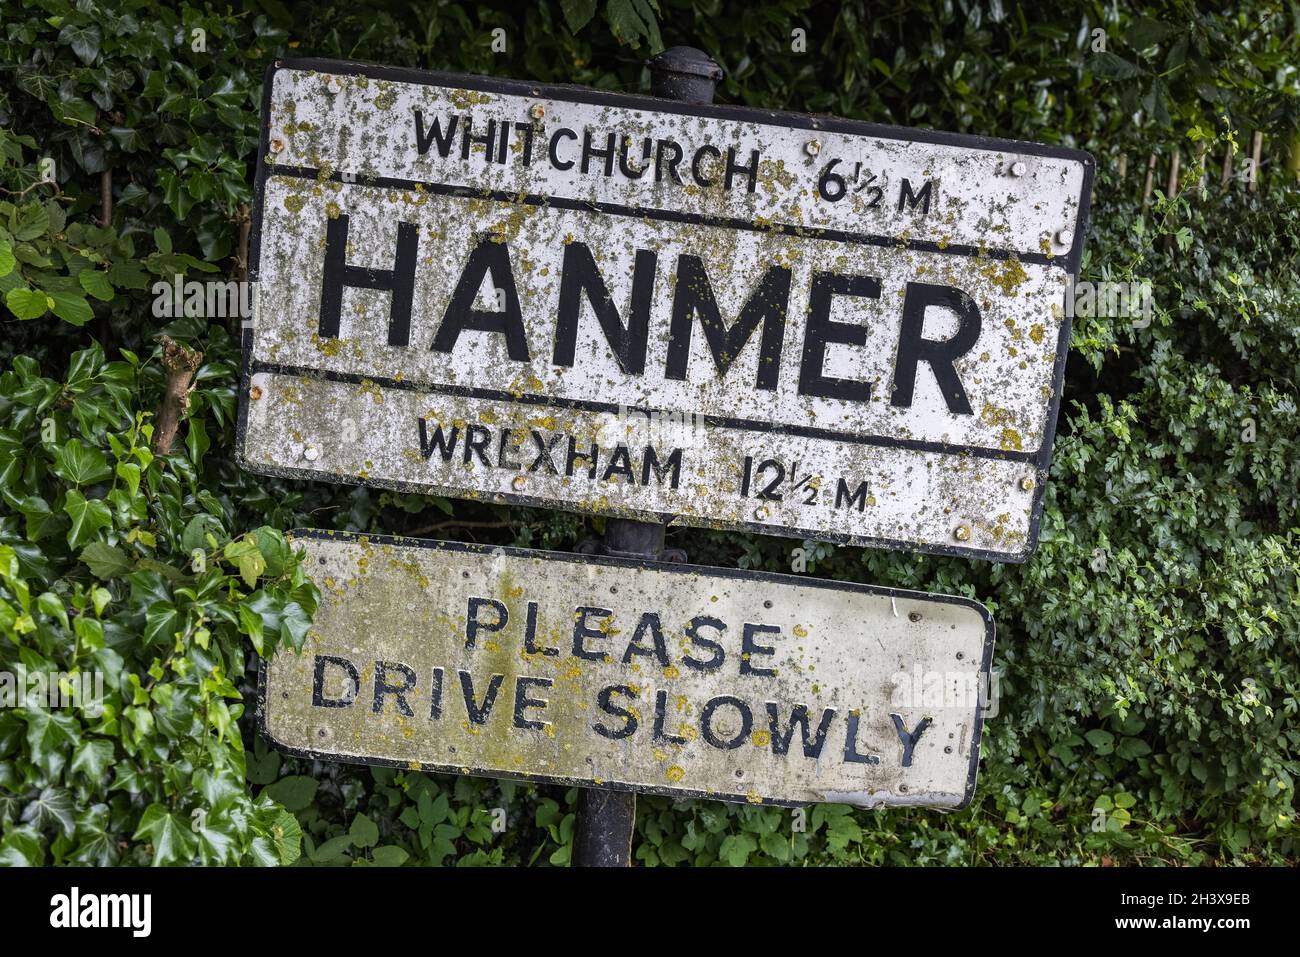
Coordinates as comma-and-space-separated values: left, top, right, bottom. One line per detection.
751, 730, 772, 748
665, 765, 685, 782
980, 257, 1029, 296
312, 334, 343, 357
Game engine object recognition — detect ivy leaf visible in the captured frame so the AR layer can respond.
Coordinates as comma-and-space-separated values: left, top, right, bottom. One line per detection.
253, 526, 289, 577
70, 739, 115, 782
63, 490, 113, 549
279, 600, 311, 652
59, 23, 102, 64
55, 439, 113, 485
23, 709, 80, 763
0, 828, 45, 866
80, 541, 131, 579
20, 787, 77, 837
1090, 52, 1143, 80
143, 602, 180, 646
186, 417, 210, 466
182, 513, 224, 552
132, 804, 197, 866
224, 536, 265, 588
17, 496, 60, 542
0, 238, 15, 277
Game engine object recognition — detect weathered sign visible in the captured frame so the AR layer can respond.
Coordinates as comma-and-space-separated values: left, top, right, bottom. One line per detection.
261, 530, 995, 808
238, 59, 1093, 560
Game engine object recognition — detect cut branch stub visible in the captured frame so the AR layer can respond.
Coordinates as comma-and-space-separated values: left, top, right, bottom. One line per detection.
153, 335, 204, 455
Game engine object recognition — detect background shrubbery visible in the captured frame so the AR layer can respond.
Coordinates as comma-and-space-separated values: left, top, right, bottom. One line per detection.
1, 0, 1297, 866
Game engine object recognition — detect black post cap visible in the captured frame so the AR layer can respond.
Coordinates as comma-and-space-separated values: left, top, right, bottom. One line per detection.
646, 46, 723, 104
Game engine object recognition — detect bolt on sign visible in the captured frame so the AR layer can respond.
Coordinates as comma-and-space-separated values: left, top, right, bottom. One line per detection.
262, 530, 995, 808
238, 58, 1093, 561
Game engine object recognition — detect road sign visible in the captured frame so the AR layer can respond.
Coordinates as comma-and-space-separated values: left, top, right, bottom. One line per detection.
239, 59, 1093, 561
261, 529, 995, 808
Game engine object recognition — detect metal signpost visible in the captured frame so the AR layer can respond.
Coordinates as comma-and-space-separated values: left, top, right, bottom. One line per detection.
240, 46, 1092, 866
262, 530, 994, 808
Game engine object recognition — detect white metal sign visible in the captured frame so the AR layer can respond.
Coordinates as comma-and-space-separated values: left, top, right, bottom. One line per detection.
238, 59, 1094, 560
261, 530, 995, 808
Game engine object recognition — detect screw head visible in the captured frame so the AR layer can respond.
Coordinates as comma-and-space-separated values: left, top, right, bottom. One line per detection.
324, 75, 345, 95
1010, 161, 1026, 177
1020, 476, 1035, 491
1055, 228, 1073, 246
908, 611, 922, 623
805, 139, 821, 157
249, 384, 263, 401
303, 445, 319, 462
530, 103, 545, 120
270, 137, 286, 154
754, 505, 769, 520
954, 524, 971, 542
511, 476, 527, 491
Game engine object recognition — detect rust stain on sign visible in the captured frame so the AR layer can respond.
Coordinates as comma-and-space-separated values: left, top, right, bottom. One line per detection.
261, 530, 996, 808
238, 59, 1094, 561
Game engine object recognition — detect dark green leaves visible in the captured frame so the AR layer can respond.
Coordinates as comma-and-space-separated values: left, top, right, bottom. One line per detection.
58, 23, 102, 65
20, 787, 76, 837
132, 804, 197, 866
605, 0, 663, 52
264, 775, 319, 812
560, 0, 598, 33
54, 439, 112, 485
349, 812, 379, 848
62, 490, 112, 549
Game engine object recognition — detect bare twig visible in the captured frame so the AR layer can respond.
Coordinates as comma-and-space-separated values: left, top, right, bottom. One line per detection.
1250, 131, 1262, 193
233, 204, 252, 282
99, 169, 112, 228
1141, 152, 1157, 210
405, 519, 514, 537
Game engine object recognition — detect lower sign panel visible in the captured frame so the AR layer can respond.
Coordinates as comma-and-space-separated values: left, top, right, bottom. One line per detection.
261, 530, 995, 808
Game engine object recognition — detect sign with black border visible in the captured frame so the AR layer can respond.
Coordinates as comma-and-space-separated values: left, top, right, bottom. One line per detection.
237, 58, 1094, 561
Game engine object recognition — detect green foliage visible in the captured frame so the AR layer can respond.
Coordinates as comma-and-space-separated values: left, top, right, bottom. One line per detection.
0, 342, 320, 864
1, 0, 1298, 867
